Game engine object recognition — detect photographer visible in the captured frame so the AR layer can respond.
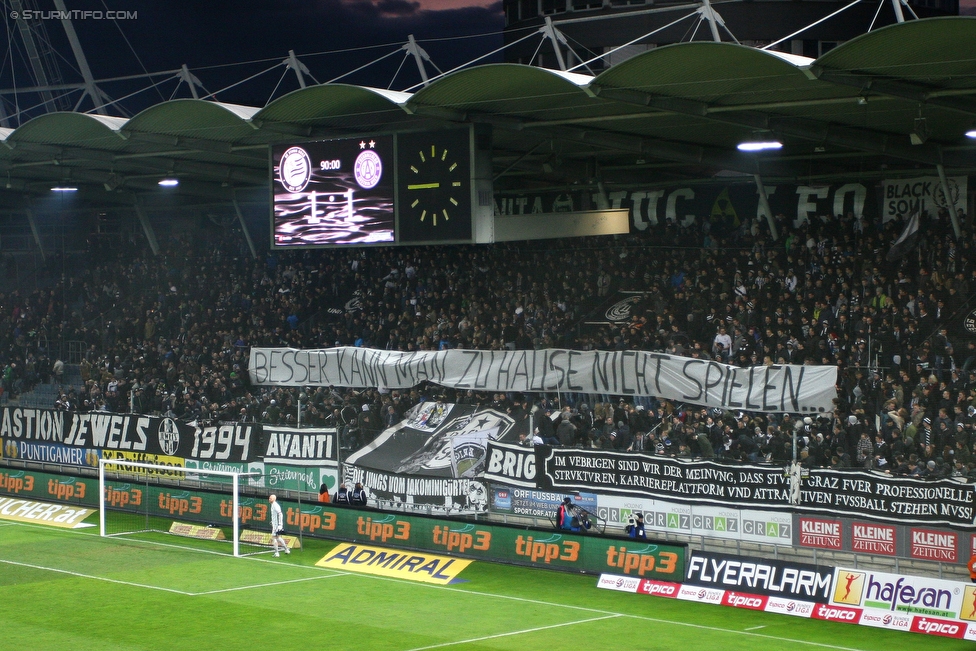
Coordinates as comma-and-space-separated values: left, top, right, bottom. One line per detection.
626, 512, 647, 540
571, 505, 593, 532
555, 497, 573, 530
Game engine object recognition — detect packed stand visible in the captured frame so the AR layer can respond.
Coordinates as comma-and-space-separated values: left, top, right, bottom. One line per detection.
0, 205, 972, 481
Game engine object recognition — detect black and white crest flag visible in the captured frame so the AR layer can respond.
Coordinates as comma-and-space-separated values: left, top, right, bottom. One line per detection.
886, 211, 920, 261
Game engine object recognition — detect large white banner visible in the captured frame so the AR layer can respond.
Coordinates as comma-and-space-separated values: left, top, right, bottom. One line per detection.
250, 347, 837, 413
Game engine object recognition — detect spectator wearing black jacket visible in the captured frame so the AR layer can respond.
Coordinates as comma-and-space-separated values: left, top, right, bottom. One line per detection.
351, 482, 369, 506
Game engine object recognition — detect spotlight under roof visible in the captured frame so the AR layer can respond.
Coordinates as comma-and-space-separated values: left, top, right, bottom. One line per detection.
737, 141, 783, 152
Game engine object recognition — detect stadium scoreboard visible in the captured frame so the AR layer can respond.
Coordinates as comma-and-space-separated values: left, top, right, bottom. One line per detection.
271, 126, 492, 248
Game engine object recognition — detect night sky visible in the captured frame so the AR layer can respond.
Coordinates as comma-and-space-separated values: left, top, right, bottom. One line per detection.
2, 0, 973, 118
2, 0, 506, 114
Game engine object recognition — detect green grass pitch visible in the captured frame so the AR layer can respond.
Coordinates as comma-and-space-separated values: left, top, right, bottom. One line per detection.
0, 517, 969, 651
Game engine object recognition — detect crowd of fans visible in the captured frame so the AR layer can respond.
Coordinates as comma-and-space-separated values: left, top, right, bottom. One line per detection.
0, 203, 974, 480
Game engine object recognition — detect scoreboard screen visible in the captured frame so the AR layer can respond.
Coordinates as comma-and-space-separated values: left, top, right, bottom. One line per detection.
272, 135, 395, 247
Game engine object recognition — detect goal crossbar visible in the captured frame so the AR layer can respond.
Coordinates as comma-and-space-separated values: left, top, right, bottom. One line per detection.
98, 458, 262, 557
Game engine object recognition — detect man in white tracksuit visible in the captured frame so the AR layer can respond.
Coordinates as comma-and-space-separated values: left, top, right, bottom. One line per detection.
268, 495, 290, 557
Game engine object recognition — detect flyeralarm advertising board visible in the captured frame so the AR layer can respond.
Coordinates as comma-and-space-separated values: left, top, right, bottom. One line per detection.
684, 551, 833, 601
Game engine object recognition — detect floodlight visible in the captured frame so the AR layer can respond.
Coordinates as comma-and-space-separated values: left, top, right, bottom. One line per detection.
737, 141, 783, 152
909, 117, 929, 145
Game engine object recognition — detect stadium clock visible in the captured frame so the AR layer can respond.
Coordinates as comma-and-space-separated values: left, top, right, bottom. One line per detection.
397, 128, 473, 243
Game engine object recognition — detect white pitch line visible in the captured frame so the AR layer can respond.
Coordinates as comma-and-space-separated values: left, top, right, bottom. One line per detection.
1, 521, 878, 650
327, 573, 873, 651
0, 554, 348, 598
401, 614, 622, 651
192, 573, 349, 595
0, 558, 194, 595
5, 520, 330, 569
745, 625, 767, 631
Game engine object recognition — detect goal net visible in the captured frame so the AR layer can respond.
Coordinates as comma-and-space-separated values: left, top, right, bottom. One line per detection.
98, 458, 269, 557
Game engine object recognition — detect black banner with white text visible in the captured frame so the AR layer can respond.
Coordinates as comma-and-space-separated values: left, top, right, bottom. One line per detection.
0, 407, 259, 463
262, 426, 338, 464
483, 443, 976, 529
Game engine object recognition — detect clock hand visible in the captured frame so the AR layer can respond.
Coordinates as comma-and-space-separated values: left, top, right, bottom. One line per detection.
407, 182, 440, 190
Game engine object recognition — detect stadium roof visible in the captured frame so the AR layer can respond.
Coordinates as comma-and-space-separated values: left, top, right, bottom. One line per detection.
0, 17, 974, 208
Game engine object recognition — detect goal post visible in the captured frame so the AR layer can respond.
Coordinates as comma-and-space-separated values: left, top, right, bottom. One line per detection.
98, 458, 264, 557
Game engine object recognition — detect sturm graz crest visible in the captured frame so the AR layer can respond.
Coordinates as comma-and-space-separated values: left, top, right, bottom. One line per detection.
964, 308, 976, 335
934, 178, 961, 211
345, 296, 362, 313
605, 296, 641, 322
278, 147, 312, 193
157, 418, 180, 456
